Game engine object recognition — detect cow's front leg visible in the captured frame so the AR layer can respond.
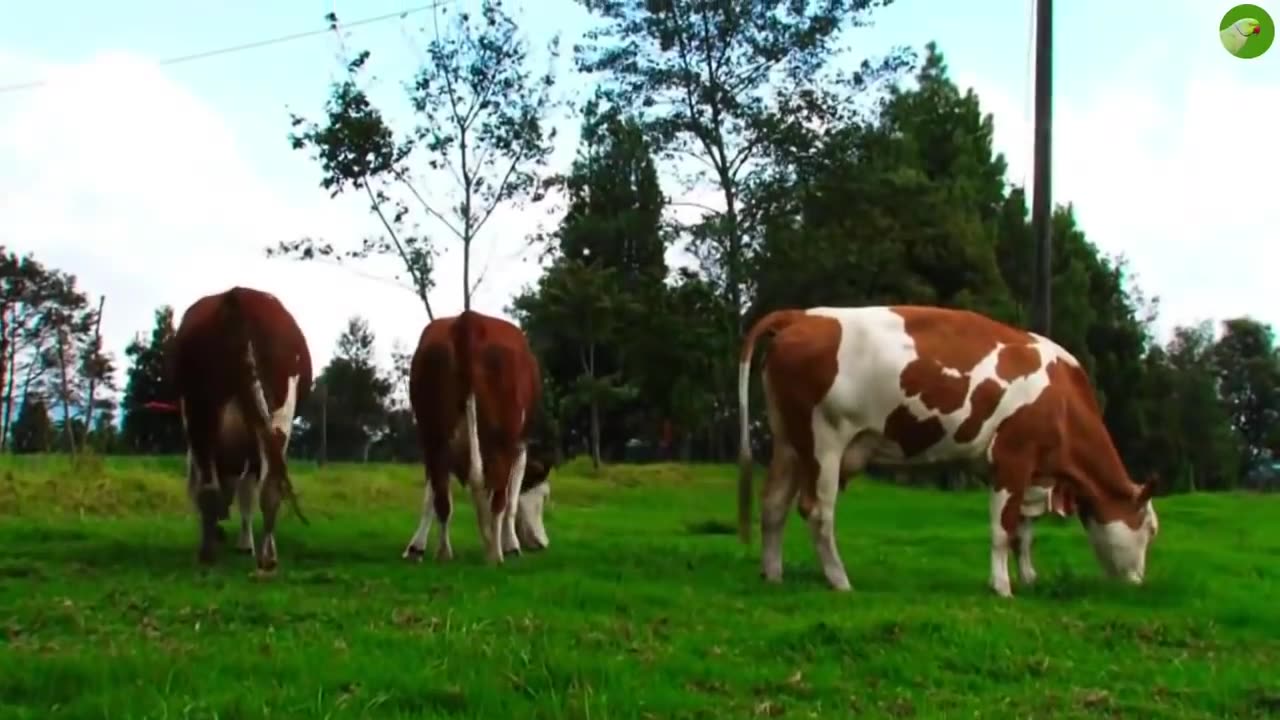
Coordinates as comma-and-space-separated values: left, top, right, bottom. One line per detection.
988, 488, 1017, 597
1015, 516, 1037, 585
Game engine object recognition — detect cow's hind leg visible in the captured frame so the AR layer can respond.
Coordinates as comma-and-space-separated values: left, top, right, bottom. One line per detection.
501, 444, 528, 556
808, 421, 853, 591
482, 446, 517, 566
403, 458, 435, 562
186, 428, 223, 566
760, 445, 799, 584
254, 433, 288, 574
404, 445, 454, 562
236, 461, 256, 555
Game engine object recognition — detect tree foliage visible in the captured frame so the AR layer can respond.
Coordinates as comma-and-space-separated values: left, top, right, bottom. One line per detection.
277, 0, 561, 315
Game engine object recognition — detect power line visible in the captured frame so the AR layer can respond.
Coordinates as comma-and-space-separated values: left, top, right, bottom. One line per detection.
0, 1, 451, 95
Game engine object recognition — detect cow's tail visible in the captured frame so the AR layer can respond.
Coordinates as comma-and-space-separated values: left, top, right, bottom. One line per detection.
452, 310, 486, 493
737, 309, 809, 545
222, 290, 309, 526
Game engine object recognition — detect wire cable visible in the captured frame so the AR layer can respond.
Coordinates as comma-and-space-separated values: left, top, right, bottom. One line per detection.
0, 1, 451, 95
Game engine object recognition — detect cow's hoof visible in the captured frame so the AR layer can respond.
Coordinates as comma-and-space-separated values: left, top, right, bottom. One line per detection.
197, 547, 217, 565
402, 545, 425, 562
827, 576, 853, 592
435, 545, 454, 562
236, 545, 255, 556
761, 572, 783, 585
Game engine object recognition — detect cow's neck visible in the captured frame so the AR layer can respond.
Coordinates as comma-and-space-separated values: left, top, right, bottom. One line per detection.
1062, 412, 1139, 522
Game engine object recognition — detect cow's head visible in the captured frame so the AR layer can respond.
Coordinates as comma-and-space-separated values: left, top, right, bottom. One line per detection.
1083, 477, 1159, 584
515, 443, 557, 551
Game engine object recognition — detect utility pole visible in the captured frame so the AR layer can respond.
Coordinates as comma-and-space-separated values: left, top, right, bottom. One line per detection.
1030, 0, 1053, 335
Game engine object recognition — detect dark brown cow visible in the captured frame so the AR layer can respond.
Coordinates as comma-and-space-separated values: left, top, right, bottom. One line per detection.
737, 305, 1159, 597
171, 286, 312, 572
401, 310, 554, 565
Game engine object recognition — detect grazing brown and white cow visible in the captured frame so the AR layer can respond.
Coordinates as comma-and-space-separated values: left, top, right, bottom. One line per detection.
171, 286, 312, 572
737, 305, 1159, 597
401, 310, 553, 566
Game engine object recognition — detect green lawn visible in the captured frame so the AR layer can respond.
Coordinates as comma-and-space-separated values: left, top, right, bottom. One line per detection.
1, 454, 1278, 719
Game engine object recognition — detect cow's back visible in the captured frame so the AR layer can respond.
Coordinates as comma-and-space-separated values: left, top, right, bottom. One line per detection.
801, 305, 1083, 465
173, 287, 312, 414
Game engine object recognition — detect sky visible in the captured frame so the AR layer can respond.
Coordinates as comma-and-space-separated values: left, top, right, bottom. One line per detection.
2, 0, 1277, 395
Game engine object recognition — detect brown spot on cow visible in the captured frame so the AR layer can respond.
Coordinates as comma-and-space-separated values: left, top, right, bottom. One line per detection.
954, 378, 1004, 444
882, 405, 946, 458
891, 306, 1035, 414
171, 286, 312, 572
996, 343, 1041, 383
402, 310, 555, 566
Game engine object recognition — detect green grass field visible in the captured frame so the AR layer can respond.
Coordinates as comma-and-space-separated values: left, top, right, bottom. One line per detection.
1, 454, 1278, 719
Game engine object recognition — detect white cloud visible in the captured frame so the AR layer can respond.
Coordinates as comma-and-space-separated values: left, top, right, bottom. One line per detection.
0, 50, 551, 397
956, 15, 1280, 343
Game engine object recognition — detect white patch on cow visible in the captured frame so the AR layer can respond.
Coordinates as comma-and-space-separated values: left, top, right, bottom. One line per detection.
1019, 485, 1053, 518
516, 482, 550, 550
271, 374, 299, 451
988, 487, 1014, 597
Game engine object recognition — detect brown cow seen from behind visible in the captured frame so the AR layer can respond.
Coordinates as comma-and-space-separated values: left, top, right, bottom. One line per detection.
171, 286, 312, 572
737, 305, 1159, 597
402, 310, 554, 566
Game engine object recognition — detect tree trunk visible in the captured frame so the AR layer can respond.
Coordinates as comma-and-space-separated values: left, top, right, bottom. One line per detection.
1, 320, 15, 451
81, 295, 105, 451
588, 343, 601, 470
55, 326, 75, 454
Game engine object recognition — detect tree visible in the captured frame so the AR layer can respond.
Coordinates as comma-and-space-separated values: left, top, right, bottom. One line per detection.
0, 249, 89, 450
10, 391, 53, 453
515, 259, 638, 468
1141, 323, 1243, 491
121, 305, 185, 454
575, 0, 911, 335
278, 1, 560, 315
513, 104, 669, 463
1213, 317, 1280, 468
299, 316, 393, 462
